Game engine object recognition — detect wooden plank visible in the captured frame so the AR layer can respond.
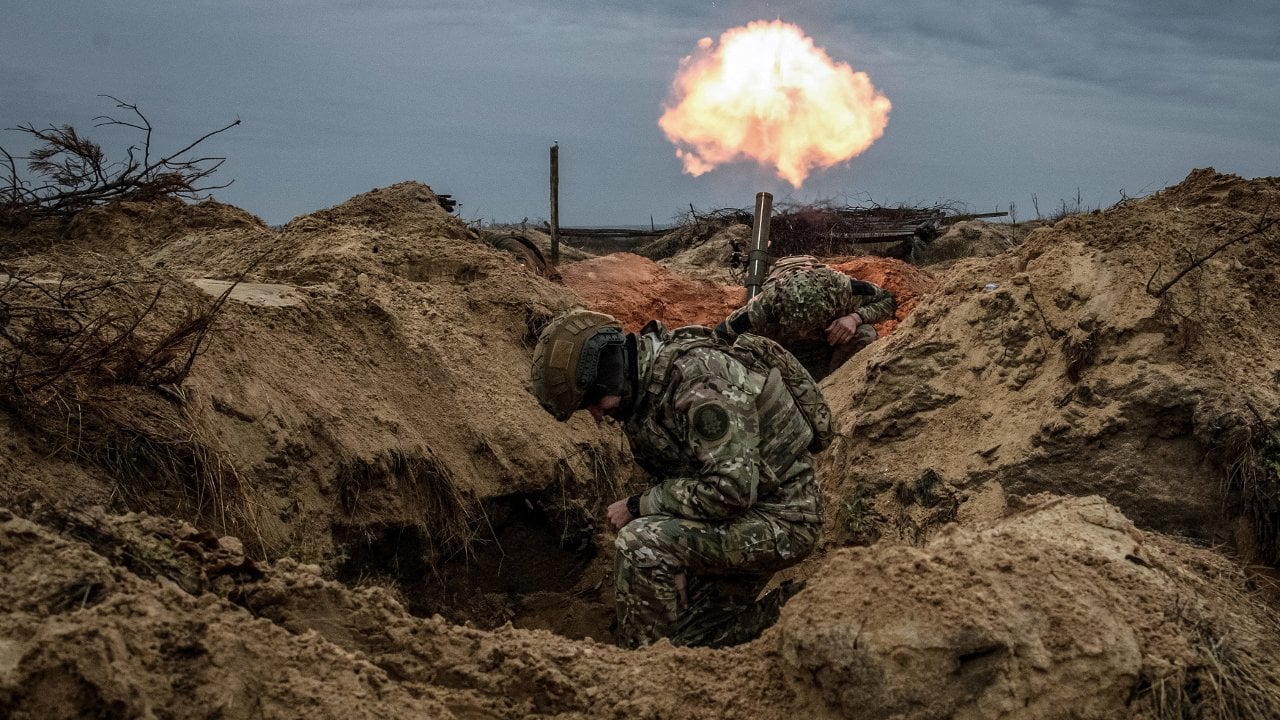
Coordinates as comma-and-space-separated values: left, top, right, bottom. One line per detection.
554, 227, 670, 238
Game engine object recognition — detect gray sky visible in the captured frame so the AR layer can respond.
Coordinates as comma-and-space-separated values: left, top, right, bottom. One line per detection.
3, 1, 1277, 227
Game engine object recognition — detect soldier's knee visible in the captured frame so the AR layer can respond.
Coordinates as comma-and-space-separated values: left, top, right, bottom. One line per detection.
614, 525, 641, 557
614, 523, 657, 564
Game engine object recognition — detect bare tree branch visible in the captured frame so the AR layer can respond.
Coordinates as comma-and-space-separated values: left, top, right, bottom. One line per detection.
0, 96, 239, 224
1147, 207, 1277, 297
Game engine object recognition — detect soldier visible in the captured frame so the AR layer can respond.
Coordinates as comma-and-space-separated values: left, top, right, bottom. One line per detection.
530, 309, 822, 648
716, 255, 896, 381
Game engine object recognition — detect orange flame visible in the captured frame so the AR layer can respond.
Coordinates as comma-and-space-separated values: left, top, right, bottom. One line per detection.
659, 20, 891, 187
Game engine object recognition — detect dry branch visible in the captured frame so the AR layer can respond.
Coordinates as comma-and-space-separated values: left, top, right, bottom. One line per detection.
1146, 208, 1277, 297
1, 96, 239, 225
0, 247, 274, 541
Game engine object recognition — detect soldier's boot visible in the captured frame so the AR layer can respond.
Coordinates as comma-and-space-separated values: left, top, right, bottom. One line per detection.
670, 577, 806, 648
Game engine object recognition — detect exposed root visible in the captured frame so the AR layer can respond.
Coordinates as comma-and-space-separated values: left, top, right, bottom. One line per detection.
1062, 326, 1100, 383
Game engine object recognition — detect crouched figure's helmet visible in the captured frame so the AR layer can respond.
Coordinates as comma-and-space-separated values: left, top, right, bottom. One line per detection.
766, 254, 825, 282
531, 309, 625, 421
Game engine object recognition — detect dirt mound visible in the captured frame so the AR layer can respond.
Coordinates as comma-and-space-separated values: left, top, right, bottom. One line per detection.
659, 223, 750, 282
780, 494, 1280, 718
558, 252, 744, 332
0, 183, 635, 639
3, 171, 1280, 718
1, 197, 268, 257
4, 495, 1277, 719
283, 181, 468, 236
914, 218, 1028, 267
818, 169, 1280, 561
633, 215, 745, 261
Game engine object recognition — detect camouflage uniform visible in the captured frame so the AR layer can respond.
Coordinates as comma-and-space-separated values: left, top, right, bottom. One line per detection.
614, 321, 823, 648
719, 256, 896, 380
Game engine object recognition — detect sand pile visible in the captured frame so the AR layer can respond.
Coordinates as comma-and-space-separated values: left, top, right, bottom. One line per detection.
817, 169, 1280, 561
0, 182, 633, 636
2, 169, 1279, 718
3, 494, 1277, 718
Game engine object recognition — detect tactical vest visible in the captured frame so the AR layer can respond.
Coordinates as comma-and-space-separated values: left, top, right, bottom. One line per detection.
642, 324, 835, 453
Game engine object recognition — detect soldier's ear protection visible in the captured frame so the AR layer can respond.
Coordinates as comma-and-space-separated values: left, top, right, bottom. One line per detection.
580, 341, 626, 408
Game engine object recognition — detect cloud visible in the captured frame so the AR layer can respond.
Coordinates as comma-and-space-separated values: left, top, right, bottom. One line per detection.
1, 1, 1275, 225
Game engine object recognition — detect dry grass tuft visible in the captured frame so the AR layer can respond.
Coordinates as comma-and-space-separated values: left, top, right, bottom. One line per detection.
1149, 618, 1280, 719
1144, 529, 1280, 719
1227, 422, 1280, 565
0, 262, 262, 547
336, 447, 476, 566
1062, 326, 1100, 383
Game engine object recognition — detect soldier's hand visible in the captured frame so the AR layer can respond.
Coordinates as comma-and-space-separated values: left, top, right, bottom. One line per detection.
606, 498, 634, 530
826, 314, 861, 345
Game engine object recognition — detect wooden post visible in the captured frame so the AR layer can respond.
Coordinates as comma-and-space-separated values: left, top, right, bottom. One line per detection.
549, 143, 560, 264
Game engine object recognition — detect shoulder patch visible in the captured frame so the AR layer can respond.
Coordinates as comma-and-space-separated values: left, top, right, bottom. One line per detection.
691, 403, 731, 442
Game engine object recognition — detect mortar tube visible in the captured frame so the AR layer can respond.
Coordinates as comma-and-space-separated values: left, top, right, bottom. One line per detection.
744, 191, 773, 301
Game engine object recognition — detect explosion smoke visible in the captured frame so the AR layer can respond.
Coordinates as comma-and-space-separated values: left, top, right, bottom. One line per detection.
659, 20, 892, 187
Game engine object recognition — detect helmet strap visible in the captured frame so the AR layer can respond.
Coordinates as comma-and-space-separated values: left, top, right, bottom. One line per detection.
611, 334, 640, 421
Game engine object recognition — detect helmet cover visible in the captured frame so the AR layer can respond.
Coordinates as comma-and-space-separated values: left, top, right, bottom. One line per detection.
530, 309, 625, 420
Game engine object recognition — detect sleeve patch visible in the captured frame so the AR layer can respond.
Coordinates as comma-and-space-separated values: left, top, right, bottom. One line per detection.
692, 403, 731, 442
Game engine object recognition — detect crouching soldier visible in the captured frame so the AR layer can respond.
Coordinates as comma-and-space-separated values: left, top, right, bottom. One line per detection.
716, 255, 896, 381
529, 309, 822, 648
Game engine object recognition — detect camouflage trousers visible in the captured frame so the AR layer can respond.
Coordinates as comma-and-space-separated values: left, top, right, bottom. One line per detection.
613, 508, 820, 649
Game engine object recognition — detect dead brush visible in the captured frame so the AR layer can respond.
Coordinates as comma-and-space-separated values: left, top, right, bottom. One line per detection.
1143, 554, 1280, 719
1148, 620, 1280, 719
1062, 325, 1100, 383
562, 440, 629, 510
641, 199, 966, 261
0, 262, 262, 547
1153, 286, 1207, 356
1, 95, 238, 226
892, 469, 960, 546
1225, 409, 1280, 566
520, 304, 556, 350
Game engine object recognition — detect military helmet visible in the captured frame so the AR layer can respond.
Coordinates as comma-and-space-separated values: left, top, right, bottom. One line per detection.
766, 254, 825, 282
531, 309, 626, 421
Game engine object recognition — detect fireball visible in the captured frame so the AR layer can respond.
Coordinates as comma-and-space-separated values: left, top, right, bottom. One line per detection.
659, 20, 891, 187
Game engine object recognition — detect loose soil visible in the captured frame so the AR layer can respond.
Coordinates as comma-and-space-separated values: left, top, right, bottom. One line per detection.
2, 169, 1279, 719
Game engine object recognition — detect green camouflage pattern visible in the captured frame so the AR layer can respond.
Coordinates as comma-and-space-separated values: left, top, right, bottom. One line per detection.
613, 500, 820, 648
613, 322, 823, 648
625, 326, 822, 523
729, 332, 835, 452
720, 260, 893, 380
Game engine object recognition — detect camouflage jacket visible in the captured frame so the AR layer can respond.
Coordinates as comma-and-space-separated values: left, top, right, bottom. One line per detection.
624, 322, 822, 524
720, 265, 896, 347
